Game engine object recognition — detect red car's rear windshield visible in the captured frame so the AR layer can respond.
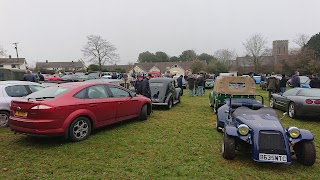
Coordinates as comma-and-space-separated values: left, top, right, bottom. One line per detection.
26, 86, 71, 99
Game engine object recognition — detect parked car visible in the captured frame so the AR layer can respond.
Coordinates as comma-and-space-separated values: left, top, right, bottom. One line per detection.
270, 88, 320, 119
0, 81, 45, 127
209, 76, 256, 113
61, 74, 80, 82
217, 96, 316, 166
287, 76, 311, 88
205, 78, 214, 88
149, 78, 182, 109
44, 74, 62, 81
10, 82, 152, 141
173, 75, 186, 89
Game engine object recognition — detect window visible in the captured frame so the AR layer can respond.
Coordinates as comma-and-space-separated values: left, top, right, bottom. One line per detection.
282, 89, 299, 97
278, 47, 281, 55
283, 47, 286, 54
229, 82, 246, 90
26, 87, 71, 99
109, 87, 130, 97
87, 85, 109, 99
5, 85, 29, 97
11, 64, 17, 68
74, 89, 86, 99
28, 85, 45, 93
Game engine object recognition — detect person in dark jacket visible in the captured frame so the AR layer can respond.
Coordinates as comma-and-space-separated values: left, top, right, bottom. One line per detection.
279, 74, 287, 93
267, 72, 277, 99
197, 75, 205, 96
38, 72, 45, 81
310, 74, 320, 88
134, 75, 143, 94
291, 71, 300, 88
187, 75, 195, 96
177, 75, 183, 96
23, 70, 36, 82
141, 74, 151, 98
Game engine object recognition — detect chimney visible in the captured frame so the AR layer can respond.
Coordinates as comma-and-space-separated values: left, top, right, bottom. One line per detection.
46, 60, 48, 63
9, 55, 11, 59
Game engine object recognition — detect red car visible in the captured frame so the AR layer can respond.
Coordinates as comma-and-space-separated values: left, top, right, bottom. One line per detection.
44, 74, 62, 81
10, 82, 152, 141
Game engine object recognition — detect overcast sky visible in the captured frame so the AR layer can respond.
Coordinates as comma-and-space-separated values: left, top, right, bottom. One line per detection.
1, 0, 319, 66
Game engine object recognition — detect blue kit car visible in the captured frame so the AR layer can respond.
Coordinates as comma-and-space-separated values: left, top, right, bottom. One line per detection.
216, 97, 316, 166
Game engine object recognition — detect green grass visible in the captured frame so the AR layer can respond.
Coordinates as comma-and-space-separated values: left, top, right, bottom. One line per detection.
1, 87, 319, 179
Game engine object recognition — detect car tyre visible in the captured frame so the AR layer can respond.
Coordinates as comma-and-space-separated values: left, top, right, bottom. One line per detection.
269, 97, 275, 109
222, 131, 235, 160
294, 141, 316, 166
177, 95, 181, 103
139, 104, 148, 121
167, 97, 173, 109
0, 111, 10, 127
288, 102, 297, 119
69, 117, 92, 142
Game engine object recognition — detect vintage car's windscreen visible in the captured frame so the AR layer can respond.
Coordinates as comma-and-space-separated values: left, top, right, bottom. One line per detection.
297, 89, 320, 97
229, 82, 246, 89
150, 82, 164, 87
26, 87, 71, 99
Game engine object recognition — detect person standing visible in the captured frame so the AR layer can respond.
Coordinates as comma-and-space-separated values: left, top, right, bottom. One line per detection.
291, 71, 300, 88
310, 74, 320, 88
141, 74, 151, 98
267, 72, 277, 99
38, 72, 44, 81
177, 75, 184, 96
197, 75, 205, 96
279, 74, 287, 93
187, 75, 195, 97
23, 70, 36, 82
134, 75, 143, 95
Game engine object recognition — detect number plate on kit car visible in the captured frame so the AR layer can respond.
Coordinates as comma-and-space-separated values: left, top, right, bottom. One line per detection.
259, 153, 287, 162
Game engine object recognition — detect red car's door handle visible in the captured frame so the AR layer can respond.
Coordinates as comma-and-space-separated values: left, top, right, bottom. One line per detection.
89, 103, 97, 107
118, 102, 123, 104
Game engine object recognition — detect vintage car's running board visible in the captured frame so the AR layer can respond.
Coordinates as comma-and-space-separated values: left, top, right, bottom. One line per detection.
173, 100, 179, 104
152, 103, 168, 105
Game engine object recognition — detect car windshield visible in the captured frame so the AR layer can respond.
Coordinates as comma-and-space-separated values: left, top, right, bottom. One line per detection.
26, 86, 71, 99
300, 76, 309, 83
298, 89, 320, 97
150, 82, 164, 87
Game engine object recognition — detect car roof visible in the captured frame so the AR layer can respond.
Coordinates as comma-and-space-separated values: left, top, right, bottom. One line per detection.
149, 77, 173, 83
51, 81, 115, 88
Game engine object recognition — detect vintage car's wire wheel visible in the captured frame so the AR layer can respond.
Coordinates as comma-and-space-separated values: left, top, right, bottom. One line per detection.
222, 131, 235, 160
69, 117, 91, 142
0, 111, 9, 127
139, 104, 148, 121
288, 102, 296, 118
294, 141, 316, 166
269, 97, 275, 108
167, 98, 173, 109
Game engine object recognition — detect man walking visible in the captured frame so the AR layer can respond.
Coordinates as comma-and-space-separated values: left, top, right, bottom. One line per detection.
197, 74, 205, 96
177, 75, 184, 96
187, 75, 195, 97
134, 75, 143, 95
279, 74, 287, 93
291, 71, 300, 88
142, 74, 151, 98
267, 72, 277, 99
23, 70, 36, 82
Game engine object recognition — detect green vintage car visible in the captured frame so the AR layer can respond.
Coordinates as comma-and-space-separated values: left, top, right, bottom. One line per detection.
209, 76, 256, 113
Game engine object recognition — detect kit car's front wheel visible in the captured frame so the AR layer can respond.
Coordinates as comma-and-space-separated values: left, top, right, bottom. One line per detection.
222, 131, 235, 160
294, 140, 316, 166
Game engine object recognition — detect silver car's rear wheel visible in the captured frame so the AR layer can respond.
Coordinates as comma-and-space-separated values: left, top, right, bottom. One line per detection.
0, 111, 10, 127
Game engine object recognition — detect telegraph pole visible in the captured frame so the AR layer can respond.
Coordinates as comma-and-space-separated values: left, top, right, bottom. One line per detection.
12, 42, 19, 59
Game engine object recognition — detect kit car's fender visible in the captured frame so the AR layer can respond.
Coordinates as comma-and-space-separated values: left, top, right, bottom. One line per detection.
165, 92, 173, 103
291, 129, 314, 144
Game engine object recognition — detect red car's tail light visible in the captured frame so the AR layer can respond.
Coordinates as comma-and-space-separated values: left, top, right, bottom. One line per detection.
31, 105, 55, 111
314, 100, 320, 104
305, 99, 313, 104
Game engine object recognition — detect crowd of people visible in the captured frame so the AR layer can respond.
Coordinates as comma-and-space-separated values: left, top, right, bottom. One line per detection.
186, 74, 206, 97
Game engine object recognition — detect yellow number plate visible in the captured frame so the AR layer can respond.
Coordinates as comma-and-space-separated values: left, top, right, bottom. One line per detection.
15, 111, 27, 117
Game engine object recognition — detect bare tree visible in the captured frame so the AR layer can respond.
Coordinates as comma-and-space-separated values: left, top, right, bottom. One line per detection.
243, 33, 269, 72
293, 33, 310, 48
82, 35, 119, 71
0, 45, 6, 57
214, 49, 237, 67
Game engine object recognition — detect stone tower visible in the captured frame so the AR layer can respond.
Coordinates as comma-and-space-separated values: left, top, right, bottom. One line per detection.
273, 40, 289, 63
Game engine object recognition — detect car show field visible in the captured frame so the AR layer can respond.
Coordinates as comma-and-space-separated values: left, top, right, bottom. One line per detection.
0, 86, 319, 179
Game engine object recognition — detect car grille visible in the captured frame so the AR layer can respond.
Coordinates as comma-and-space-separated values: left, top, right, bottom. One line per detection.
259, 131, 286, 154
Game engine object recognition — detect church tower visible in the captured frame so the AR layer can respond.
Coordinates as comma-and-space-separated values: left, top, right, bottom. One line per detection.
273, 40, 289, 63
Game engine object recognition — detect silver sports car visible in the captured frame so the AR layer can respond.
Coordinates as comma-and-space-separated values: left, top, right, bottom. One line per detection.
270, 88, 320, 118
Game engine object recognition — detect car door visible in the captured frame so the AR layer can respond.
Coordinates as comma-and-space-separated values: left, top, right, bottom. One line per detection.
84, 85, 117, 126
276, 89, 299, 111
169, 81, 177, 100
107, 85, 139, 122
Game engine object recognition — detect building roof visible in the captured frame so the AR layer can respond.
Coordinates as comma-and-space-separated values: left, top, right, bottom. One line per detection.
0, 58, 26, 65
102, 64, 134, 72
36, 61, 84, 69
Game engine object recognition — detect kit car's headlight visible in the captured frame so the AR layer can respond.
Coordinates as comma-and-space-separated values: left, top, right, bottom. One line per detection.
288, 127, 300, 138
238, 124, 249, 136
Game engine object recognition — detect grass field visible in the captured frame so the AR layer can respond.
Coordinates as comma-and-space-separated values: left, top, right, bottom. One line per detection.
0, 87, 319, 179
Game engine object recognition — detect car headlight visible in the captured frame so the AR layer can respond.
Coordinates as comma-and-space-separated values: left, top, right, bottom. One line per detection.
238, 124, 249, 136
288, 127, 300, 138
